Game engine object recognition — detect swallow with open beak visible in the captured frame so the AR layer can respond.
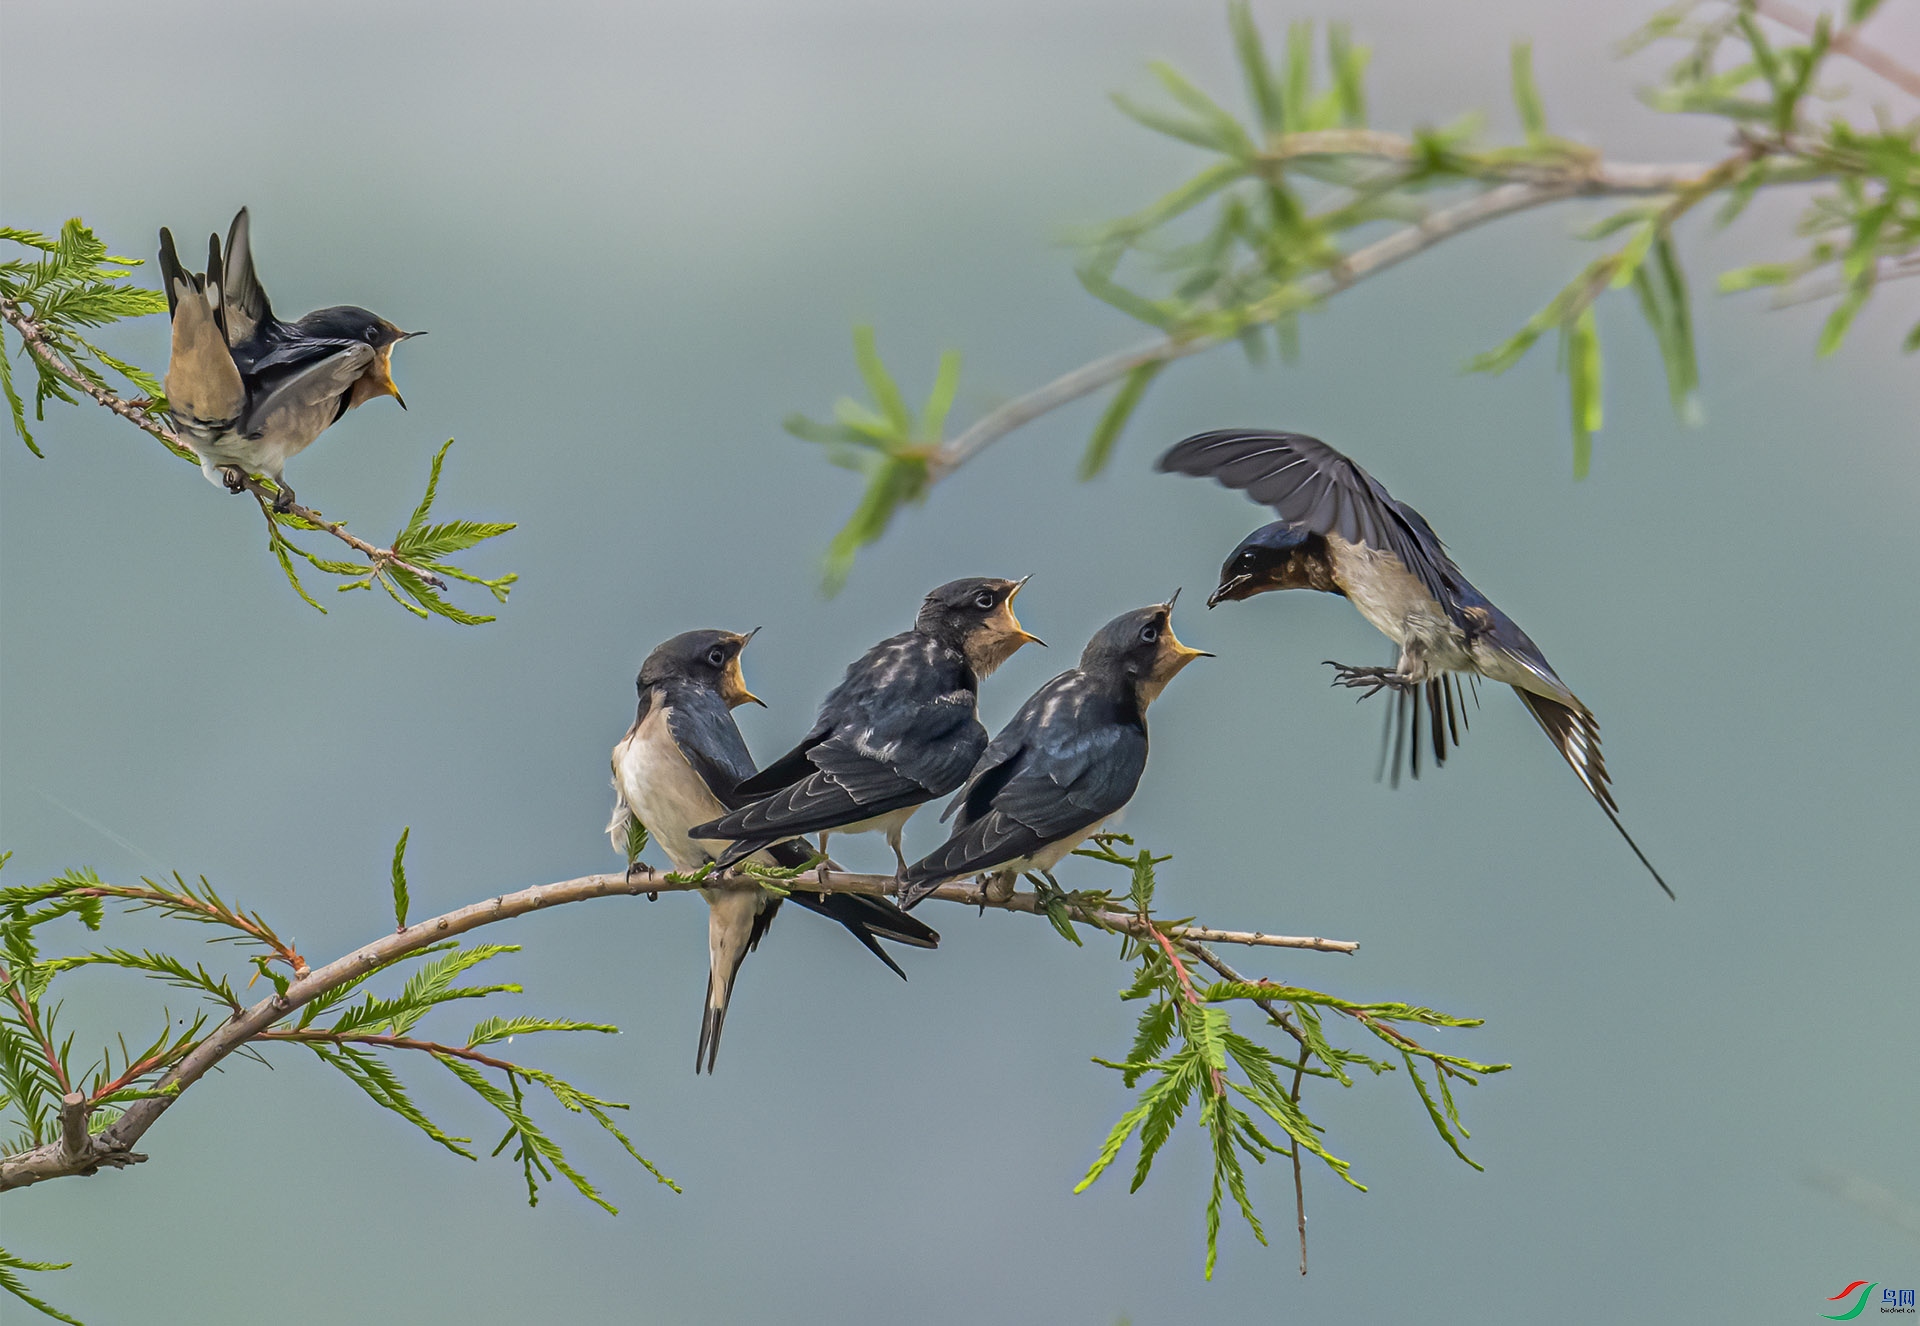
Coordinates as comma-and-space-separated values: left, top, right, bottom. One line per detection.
608, 629, 940, 1073
897, 598, 1207, 910
157, 207, 420, 511
688, 577, 1044, 882
1158, 427, 1672, 898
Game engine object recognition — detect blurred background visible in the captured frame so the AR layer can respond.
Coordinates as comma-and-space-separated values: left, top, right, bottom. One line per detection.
3, 1, 1917, 1320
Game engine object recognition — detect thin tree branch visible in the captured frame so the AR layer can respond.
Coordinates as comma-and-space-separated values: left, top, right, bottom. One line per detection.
0, 296, 447, 591
1, 866, 1354, 1191
930, 152, 1723, 480
57, 1093, 88, 1165
1753, 0, 1920, 100
257, 1029, 518, 1073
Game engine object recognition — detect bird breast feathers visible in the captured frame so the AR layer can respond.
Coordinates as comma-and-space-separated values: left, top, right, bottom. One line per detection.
612, 706, 731, 873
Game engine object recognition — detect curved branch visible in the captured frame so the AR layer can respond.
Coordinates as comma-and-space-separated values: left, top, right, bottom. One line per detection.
0, 296, 447, 591
1754, 0, 1920, 101
0, 866, 1354, 1191
931, 152, 1721, 480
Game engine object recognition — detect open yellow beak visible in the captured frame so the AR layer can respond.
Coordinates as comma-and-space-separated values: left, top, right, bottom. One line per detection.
722, 646, 765, 708
1002, 575, 1045, 648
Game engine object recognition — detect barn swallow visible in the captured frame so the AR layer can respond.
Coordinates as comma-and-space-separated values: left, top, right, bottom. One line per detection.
1158, 428, 1673, 898
158, 208, 419, 512
897, 598, 1207, 910
688, 577, 1043, 879
607, 629, 939, 1073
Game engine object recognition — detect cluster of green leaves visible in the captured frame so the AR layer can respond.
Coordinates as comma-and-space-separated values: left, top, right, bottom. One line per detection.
0, 837, 668, 1324
0, 221, 169, 459
264, 439, 517, 622
794, 1, 1917, 570
1065, 838, 1507, 1279
1, 222, 517, 623
1638, 0, 1919, 351
785, 325, 960, 590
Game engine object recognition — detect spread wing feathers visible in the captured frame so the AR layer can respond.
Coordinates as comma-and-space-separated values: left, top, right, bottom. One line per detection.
237, 343, 374, 437
219, 208, 273, 347
1158, 429, 1466, 629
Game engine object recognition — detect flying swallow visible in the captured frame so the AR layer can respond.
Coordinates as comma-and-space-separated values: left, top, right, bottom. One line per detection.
688, 577, 1043, 879
608, 629, 939, 1073
1158, 427, 1673, 898
897, 598, 1207, 910
158, 208, 420, 511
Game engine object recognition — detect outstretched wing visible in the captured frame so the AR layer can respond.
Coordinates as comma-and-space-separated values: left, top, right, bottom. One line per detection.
220, 208, 274, 347
1158, 429, 1465, 628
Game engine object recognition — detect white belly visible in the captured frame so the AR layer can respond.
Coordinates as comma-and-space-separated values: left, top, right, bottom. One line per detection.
612, 706, 747, 873
1001, 818, 1106, 875
1328, 536, 1472, 677
833, 804, 920, 842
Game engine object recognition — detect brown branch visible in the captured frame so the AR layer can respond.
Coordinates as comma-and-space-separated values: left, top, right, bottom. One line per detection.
0, 296, 446, 591
257, 1029, 518, 1073
2, 965, 72, 1095
929, 150, 1732, 481
1289, 1054, 1308, 1276
1, 865, 1352, 1191
57, 1093, 88, 1163
1753, 0, 1920, 101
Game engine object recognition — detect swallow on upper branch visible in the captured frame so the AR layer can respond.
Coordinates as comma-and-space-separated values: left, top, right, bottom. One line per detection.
689, 578, 1043, 882
608, 629, 939, 1074
158, 208, 420, 512
1157, 427, 1673, 898
897, 598, 1208, 910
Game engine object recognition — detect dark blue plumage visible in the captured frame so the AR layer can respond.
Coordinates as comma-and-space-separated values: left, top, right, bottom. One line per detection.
1158, 427, 1672, 898
691, 578, 1042, 875
898, 601, 1207, 909
609, 629, 938, 1073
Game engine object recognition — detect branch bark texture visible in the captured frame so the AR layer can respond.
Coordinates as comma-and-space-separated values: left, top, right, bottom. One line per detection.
0, 866, 1353, 1191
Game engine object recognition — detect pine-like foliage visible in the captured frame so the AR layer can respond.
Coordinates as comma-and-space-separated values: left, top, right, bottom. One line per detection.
0, 223, 515, 622
0, 840, 672, 1324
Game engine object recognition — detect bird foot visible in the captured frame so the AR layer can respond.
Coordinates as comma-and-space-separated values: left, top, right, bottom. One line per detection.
219, 466, 248, 495
271, 485, 295, 513
1324, 662, 1415, 698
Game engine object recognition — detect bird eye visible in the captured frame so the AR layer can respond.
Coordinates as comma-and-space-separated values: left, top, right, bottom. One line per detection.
1140, 624, 1159, 644
974, 590, 996, 609
707, 647, 726, 667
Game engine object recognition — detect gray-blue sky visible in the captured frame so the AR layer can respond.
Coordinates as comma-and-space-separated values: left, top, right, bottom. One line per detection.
3, 2, 1918, 1321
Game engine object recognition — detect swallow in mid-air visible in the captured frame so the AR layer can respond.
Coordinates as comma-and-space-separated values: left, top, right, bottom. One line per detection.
158, 208, 420, 511
898, 598, 1208, 910
608, 629, 939, 1073
689, 577, 1044, 880
1158, 428, 1672, 898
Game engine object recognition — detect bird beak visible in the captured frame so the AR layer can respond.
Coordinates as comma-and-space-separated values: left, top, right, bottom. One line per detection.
1206, 575, 1251, 608
722, 653, 765, 708
1001, 577, 1044, 648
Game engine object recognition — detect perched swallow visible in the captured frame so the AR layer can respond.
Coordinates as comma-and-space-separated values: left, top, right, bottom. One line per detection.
607, 629, 939, 1073
1158, 428, 1672, 898
158, 208, 419, 511
898, 598, 1207, 909
689, 578, 1044, 879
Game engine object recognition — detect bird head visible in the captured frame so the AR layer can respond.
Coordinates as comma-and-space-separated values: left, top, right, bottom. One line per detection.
636, 628, 765, 708
1209, 520, 1314, 606
305, 306, 424, 412
1082, 593, 1211, 706
916, 576, 1045, 678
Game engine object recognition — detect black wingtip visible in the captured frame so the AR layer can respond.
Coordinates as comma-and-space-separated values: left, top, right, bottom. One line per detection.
157, 227, 184, 317
696, 981, 725, 1075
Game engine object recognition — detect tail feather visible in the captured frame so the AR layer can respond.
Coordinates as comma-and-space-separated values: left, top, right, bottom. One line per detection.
1513, 687, 1674, 899
159, 227, 244, 435
697, 890, 762, 1074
